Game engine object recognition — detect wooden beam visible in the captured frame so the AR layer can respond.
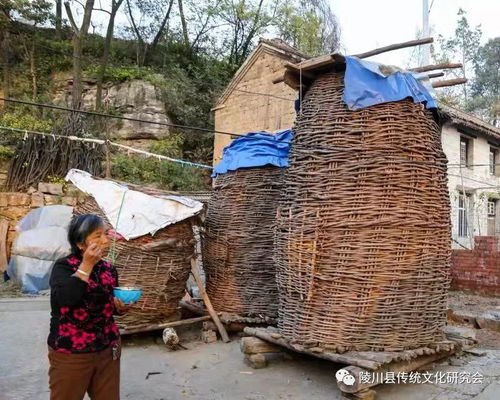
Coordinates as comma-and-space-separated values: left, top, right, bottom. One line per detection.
120, 315, 213, 335
427, 72, 445, 79
411, 62, 462, 73
191, 258, 230, 342
432, 78, 467, 88
284, 62, 318, 78
272, 76, 285, 84
179, 299, 207, 316
337, 350, 455, 394
244, 327, 380, 370
285, 53, 342, 73
354, 37, 434, 59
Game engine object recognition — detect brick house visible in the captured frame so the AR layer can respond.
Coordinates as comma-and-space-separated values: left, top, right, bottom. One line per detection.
212, 42, 500, 251
212, 38, 306, 165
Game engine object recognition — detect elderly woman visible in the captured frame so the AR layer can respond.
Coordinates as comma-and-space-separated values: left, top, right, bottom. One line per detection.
48, 214, 128, 400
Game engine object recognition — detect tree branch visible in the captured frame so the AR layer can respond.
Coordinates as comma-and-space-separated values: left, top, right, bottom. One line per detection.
93, 8, 111, 15
125, 0, 143, 44
64, 2, 81, 34
150, 0, 175, 52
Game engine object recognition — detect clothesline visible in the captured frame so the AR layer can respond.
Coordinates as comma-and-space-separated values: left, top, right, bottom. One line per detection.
0, 125, 213, 170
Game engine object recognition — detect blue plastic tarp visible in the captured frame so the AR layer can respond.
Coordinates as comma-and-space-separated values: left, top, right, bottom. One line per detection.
343, 56, 437, 110
213, 129, 292, 177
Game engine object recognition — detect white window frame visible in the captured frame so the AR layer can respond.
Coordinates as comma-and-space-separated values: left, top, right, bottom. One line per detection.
490, 148, 497, 175
458, 194, 469, 237
488, 200, 496, 217
460, 137, 469, 167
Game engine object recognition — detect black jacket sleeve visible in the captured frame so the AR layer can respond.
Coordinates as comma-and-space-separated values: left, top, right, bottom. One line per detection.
50, 259, 88, 307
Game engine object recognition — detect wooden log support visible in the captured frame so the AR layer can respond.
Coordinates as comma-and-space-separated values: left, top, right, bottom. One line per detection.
245, 353, 268, 369
432, 78, 468, 88
244, 327, 380, 370
427, 72, 445, 79
411, 62, 462, 73
240, 337, 282, 355
180, 299, 207, 316
354, 37, 434, 59
191, 257, 230, 343
120, 315, 213, 335
336, 349, 456, 395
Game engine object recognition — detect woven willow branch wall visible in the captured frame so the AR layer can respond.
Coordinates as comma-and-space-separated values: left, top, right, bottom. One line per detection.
203, 167, 285, 318
275, 71, 451, 352
76, 198, 195, 330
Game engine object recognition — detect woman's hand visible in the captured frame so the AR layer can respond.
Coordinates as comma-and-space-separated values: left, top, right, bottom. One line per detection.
114, 298, 130, 315
75, 244, 102, 282
82, 243, 102, 268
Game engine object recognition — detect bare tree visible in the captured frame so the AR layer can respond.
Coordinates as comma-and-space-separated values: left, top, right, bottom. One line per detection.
126, 0, 175, 66
55, 0, 62, 38
64, 0, 95, 109
95, 0, 124, 110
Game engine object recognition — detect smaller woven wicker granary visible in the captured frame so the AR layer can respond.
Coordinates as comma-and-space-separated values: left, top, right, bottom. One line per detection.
203, 131, 291, 319
275, 55, 451, 352
69, 171, 203, 331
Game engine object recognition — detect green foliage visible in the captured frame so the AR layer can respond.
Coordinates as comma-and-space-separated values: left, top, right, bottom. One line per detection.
0, 145, 15, 160
433, 8, 482, 105
275, 0, 339, 56
111, 153, 209, 191
85, 65, 149, 83
0, 110, 52, 133
149, 134, 184, 158
47, 175, 68, 190
471, 37, 500, 126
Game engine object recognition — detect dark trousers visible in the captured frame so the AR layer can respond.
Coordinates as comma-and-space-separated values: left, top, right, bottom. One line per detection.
48, 345, 120, 400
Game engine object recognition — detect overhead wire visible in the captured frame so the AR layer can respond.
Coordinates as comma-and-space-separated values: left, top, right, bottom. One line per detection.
0, 97, 242, 138
0, 125, 213, 169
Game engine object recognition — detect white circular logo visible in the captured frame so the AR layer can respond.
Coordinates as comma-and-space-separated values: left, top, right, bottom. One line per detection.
336, 369, 356, 386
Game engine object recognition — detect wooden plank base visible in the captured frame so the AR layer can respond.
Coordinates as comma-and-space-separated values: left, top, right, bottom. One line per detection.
242, 327, 462, 399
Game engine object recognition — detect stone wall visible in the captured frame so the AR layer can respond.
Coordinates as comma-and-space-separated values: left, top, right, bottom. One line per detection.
213, 50, 297, 165
451, 236, 500, 296
0, 189, 84, 261
54, 76, 171, 140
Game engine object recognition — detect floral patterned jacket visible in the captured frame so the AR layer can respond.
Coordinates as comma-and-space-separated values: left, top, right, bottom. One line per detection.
47, 254, 120, 353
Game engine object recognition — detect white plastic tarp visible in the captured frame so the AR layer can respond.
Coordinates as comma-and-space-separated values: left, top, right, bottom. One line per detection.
7, 205, 73, 294
65, 169, 203, 240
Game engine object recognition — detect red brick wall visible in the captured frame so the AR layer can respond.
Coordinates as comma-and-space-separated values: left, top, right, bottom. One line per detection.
451, 236, 500, 296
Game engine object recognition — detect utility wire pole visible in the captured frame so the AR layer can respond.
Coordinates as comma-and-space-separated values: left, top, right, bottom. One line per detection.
422, 0, 431, 65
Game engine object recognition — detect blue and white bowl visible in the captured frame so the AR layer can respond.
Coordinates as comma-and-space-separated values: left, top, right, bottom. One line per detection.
113, 287, 142, 304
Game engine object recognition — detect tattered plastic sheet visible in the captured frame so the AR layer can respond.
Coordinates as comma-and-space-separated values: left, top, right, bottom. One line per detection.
65, 169, 203, 240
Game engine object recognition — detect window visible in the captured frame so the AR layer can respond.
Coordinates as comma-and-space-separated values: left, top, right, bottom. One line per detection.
458, 194, 470, 237
460, 137, 471, 167
490, 148, 498, 175
488, 200, 497, 217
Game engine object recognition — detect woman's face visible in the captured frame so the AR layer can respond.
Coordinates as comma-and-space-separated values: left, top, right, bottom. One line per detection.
78, 226, 111, 255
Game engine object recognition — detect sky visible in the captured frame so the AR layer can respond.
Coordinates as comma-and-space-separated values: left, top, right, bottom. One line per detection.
330, 0, 500, 67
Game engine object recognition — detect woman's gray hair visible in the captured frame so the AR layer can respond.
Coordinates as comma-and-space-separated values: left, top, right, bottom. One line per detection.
68, 214, 104, 255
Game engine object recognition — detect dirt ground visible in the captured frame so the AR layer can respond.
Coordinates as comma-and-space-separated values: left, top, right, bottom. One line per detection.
447, 291, 500, 315
1, 297, 500, 400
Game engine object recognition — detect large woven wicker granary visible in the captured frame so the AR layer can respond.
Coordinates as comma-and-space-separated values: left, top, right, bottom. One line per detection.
68, 172, 203, 332
203, 131, 291, 319
275, 57, 451, 352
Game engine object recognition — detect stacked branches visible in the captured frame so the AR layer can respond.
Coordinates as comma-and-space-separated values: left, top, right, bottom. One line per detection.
204, 167, 284, 318
276, 71, 451, 352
